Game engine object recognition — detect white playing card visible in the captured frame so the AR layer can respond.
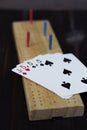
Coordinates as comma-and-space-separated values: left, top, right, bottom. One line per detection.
12, 53, 64, 98
55, 53, 87, 98
12, 61, 59, 96
24, 53, 62, 86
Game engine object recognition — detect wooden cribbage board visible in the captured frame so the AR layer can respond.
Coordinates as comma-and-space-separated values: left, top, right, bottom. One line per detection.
12, 20, 84, 120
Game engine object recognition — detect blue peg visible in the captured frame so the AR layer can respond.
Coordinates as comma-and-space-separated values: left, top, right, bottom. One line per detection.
49, 34, 52, 50
43, 20, 47, 36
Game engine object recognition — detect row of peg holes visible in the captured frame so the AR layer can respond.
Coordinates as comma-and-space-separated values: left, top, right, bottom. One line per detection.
31, 88, 78, 107
31, 90, 43, 107
31, 89, 59, 107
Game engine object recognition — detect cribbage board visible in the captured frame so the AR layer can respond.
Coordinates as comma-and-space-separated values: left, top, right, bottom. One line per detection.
12, 20, 84, 120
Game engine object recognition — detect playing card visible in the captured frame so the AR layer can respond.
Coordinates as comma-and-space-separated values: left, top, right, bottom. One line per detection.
55, 53, 87, 98
12, 53, 64, 97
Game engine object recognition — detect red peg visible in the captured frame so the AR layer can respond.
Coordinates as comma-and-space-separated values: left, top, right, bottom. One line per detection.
27, 32, 30, 47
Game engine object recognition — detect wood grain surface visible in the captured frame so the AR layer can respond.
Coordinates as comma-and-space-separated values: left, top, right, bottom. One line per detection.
12, 20, 84, 120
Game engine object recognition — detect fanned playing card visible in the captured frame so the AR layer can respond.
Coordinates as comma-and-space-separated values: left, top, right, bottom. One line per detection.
12, 53, 63, 96
56, 53, 87, 98
12, 53, 87, 99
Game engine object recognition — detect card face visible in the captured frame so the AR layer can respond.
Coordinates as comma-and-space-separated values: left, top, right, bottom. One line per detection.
55, 53, 87, 98
12, 53, 87, 99
12, 53, 64, 97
